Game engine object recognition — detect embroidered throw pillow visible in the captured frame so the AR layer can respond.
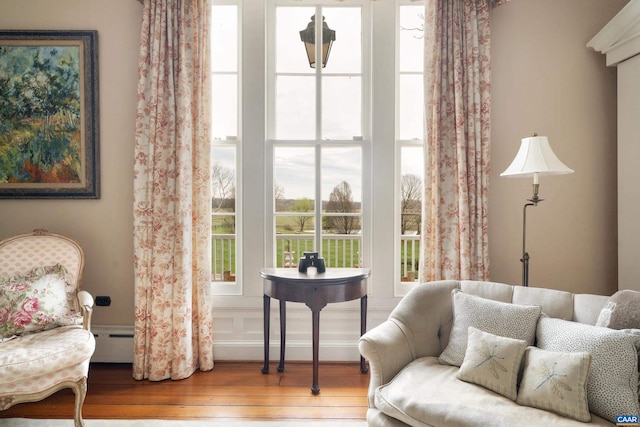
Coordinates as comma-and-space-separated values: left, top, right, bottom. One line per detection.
456, 327, 527, 400
439, 289, 541, 367
517, 346, 592, 422
0, 264, 81, 340
537, 316, 640, 423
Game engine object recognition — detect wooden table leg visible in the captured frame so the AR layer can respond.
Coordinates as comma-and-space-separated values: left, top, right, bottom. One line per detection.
262, 295, 270, 374
360, 295, 368, 373
311, 309, 320, 394
277, 300, 286, 372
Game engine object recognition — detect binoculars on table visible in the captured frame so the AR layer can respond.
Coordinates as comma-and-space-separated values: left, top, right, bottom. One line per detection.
298, 251, 326, 273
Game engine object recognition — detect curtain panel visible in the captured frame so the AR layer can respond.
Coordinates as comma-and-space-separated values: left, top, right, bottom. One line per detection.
133, 0, 214, 381
419, 0, 498, 282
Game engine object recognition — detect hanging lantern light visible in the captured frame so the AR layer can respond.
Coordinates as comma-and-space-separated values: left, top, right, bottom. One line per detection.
299, 15, 336, 68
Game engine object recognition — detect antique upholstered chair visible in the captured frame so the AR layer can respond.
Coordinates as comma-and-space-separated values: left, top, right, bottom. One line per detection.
0, 229, 96, 427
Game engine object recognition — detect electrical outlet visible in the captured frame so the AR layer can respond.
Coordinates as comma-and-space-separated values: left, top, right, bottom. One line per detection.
95, 296, 111, 307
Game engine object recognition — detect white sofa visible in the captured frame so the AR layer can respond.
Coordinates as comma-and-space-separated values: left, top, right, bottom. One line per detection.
359, 280, 640, 427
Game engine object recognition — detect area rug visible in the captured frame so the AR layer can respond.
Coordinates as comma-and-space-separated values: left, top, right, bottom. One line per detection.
0, 419, 367, 427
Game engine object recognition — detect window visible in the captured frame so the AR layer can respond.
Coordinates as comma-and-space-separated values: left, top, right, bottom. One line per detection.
266, 1, 369, 271
211, 1, 240, 293
209, 0, 424, 300
396, 1, 424, 293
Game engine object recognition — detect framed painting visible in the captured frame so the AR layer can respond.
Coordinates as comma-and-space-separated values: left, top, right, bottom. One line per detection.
0, 30, 99, 199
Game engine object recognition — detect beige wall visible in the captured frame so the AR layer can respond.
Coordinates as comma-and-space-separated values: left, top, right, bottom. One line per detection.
0, 0, 626, 331
490, 0, 627, 295
0, 0, 142, 326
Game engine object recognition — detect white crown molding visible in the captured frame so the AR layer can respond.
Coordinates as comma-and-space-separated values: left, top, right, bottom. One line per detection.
587, 0, 640, 66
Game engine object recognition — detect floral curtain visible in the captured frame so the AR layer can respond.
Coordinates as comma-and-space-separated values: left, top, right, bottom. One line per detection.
419, 0, 503, 282
132, 0, 213, 381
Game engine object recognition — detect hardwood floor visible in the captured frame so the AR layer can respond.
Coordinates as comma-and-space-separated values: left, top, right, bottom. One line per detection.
0, 361, 369, 421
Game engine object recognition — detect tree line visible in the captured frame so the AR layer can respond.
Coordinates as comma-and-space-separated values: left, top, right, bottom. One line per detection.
213, 160, 423, 235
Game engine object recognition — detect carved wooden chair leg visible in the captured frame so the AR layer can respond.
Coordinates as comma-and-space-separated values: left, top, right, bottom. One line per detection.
72, 377, 88, 427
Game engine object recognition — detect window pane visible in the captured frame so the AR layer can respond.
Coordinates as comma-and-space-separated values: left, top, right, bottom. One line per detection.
274, 146, 316, 211
322, 76, 361, 140
212, 145, 236, 283
276, 76, 315, 139
211, 3, 239, 290
276, 7, 315, 74
399, 74, 423, 140
321, 143, 362, 268
322, 147, 361, 212
212, 146, 236, 213
212, 224, 236, 281
400, 145, 423, 283
399, 5, 424, 73
322, 7, 361, 74
212, 5, 238, 72
400, 146, 423, 236
212, 74, 238, 139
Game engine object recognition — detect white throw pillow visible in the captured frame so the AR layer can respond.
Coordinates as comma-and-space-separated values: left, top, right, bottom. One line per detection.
456, 327, 526, 401
536, 316, 640, 423
517, 346, 591, 422
439, 289, 541, 366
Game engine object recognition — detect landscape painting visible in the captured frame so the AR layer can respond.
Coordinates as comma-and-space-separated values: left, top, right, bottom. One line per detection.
0, 30, 99, 198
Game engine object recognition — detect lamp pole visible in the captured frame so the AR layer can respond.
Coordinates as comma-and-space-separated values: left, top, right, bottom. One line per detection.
521, 202, 534, 287
521, 180, 542, 287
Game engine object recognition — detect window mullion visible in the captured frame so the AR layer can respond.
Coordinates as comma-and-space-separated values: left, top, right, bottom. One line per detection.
315, 144, 322, 253
315, 5, 323, 253
315, 5, 322, 141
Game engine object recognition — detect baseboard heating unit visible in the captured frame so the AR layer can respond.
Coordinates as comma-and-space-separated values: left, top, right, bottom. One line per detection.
92, 325, 134, 363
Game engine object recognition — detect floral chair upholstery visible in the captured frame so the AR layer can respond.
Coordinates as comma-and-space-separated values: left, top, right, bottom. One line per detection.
0, 229, 95, 427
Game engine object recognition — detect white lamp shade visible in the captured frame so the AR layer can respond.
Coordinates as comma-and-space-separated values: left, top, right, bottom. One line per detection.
501, 135, 574, 178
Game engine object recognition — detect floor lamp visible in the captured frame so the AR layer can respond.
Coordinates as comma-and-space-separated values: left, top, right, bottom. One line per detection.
501, 135, 574, 286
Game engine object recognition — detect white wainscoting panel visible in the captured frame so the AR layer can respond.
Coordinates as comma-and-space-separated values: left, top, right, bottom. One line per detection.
92, 304, 390, 363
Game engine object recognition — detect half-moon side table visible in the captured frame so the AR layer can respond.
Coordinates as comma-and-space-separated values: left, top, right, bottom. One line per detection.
260, 267, 371, 394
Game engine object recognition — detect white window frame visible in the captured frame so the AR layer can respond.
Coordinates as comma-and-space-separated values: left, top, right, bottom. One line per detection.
265, 0, 372, 275
395, 0, 425, 296
212, 0, 243, 296
208, 0, 420, 308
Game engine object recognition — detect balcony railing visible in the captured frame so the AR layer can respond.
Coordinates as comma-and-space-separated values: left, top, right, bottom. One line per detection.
276, 234, 362, 269
211, 233, 420, 282
211, 233, 235, 281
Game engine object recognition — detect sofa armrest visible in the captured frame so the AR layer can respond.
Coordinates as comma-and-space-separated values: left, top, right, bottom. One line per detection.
77, 290, 94, 331
359, 280, 461, 408
359, 318, 415, 407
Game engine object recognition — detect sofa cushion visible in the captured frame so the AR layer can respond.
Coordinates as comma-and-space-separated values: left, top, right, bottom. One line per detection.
537, 316, 640, 423
517, 346, 592, 422
439, 289, 541, 366
0, 264, 82, 341
512, 286, 574, 320
375, 356, 613, 427
456, 327, 526, 401
573, 294, 609, 325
